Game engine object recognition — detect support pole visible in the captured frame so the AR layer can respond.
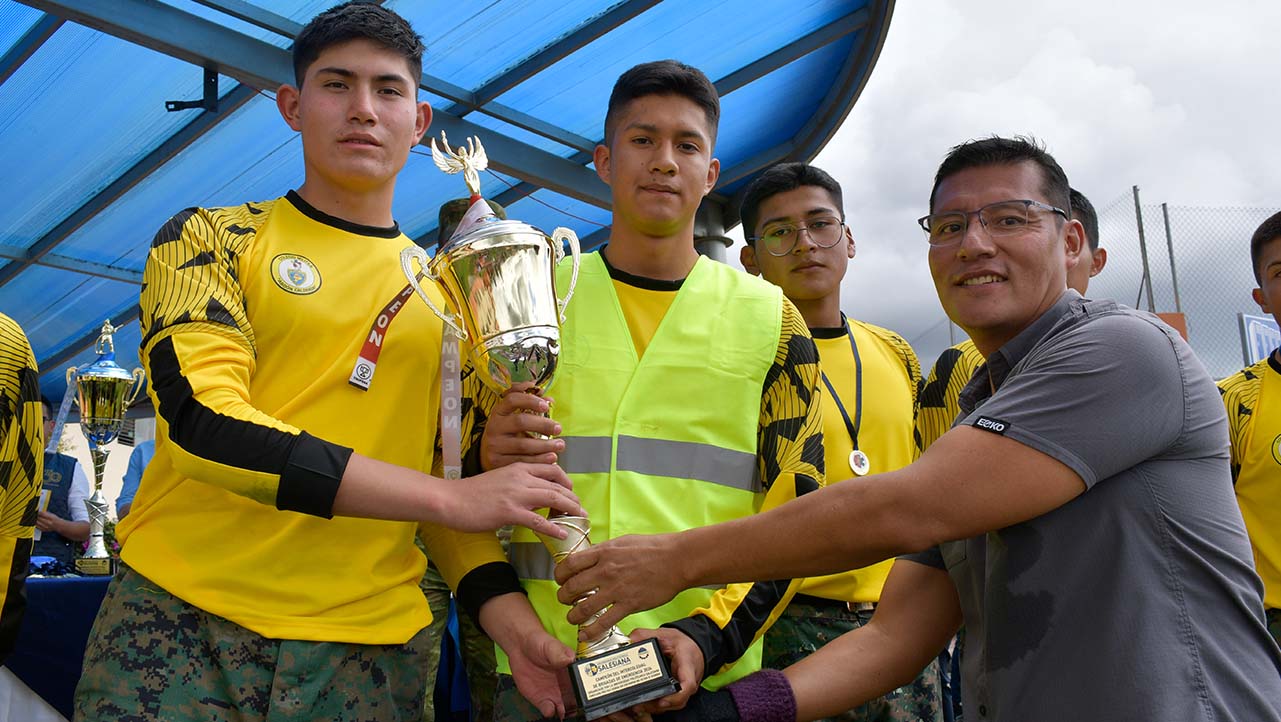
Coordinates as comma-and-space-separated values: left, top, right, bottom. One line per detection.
694, 202, 732, 264
1161, 203, 1183, 313
1133, 186, 1156, 312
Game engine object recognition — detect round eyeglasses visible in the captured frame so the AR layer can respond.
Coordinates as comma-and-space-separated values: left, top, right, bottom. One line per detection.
749, 216, 846, 256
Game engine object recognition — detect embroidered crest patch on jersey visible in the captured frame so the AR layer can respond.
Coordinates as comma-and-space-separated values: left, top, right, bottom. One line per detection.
271, 253, 321, 295
1272, 433, 1281, 466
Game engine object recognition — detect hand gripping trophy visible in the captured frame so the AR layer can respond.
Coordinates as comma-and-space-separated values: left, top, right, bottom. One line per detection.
66, 321, 145, 575
402, 133, 679, 719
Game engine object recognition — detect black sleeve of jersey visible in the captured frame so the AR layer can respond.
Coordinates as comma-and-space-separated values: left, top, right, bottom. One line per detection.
455, 561, 525, 625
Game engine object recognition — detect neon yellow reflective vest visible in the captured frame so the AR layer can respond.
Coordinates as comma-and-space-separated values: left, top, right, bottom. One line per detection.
503, 251, 782, 687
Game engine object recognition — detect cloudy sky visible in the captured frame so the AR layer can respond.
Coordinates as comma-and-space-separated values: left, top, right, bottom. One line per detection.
725, 0, 1281, 375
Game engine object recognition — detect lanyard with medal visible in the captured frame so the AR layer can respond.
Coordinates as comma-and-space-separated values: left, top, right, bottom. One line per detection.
820, 317, 870, 476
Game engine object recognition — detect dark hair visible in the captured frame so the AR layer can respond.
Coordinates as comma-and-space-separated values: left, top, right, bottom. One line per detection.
1069, 188, 1100, 251
739, 162, 844, 244
292, 2, 424, 87
1250, 210, 1281, 284
40, 396, 53, 417
929, 136, 1071, 215
604, 60, 720, 146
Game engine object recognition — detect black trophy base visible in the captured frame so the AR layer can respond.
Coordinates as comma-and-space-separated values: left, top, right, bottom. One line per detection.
567, 637, 681, 721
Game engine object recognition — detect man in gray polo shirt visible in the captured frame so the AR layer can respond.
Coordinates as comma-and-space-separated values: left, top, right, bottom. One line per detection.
554, 136, 1281, 722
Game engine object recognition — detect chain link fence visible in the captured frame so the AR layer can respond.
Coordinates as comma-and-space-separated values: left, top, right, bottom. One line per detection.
1088, 190, 1279, 379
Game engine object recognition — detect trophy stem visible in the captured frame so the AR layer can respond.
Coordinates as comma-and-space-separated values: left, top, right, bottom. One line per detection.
77, 445, 113, 575
536, 515, 633, 658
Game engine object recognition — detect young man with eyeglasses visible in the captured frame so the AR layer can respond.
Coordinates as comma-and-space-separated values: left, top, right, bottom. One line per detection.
738, 162, 941, 722
559, 136, 1281, 722
1218, 210, 1281, 648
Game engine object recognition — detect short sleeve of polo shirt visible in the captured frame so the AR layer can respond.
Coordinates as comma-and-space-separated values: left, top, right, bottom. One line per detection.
959, 311, 1187, 489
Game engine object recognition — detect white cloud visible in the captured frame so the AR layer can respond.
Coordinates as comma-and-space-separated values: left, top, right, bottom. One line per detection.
769, 0, 1281, 372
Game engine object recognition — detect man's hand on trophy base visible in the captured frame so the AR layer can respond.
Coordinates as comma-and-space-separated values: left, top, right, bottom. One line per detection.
508, 623, 576, 720
482, 386, 563, 470
451, 463, 584, 539
622, 628, 704, 717
555, 533, 687, 636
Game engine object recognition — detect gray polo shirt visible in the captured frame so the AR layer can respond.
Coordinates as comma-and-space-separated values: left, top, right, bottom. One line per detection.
906, 291, 1281, 721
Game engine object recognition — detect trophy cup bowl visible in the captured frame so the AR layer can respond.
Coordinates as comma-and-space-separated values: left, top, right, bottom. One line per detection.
537, 516, 681, 720
67, 321, 145, 575
402, 218, 581, 395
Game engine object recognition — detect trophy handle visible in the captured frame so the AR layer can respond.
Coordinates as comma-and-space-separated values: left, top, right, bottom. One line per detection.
551, 227, 581, 325
65, 366, 77, 389
400, 246, 469, 341
128, 368, 147, 406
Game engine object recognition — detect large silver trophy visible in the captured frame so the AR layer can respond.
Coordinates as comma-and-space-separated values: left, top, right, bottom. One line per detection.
66, 321, 145, 575
401, 133, 581, 392
402, 134, 678, 719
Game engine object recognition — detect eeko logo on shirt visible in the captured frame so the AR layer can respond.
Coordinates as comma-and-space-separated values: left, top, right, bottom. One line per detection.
973, 416, 1010, 435
271, 253, 322, 295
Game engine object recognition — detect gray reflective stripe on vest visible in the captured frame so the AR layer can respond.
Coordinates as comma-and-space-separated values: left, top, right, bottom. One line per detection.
510, 541, 722, 590
510, 541, 557, 581
558, 436, 613, 474
558, 435, 759, 492
617, 435, 759, 492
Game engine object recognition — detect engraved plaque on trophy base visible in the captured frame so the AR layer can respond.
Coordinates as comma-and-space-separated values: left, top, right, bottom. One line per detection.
75, 556, 113, 576
567, 637, 680, 721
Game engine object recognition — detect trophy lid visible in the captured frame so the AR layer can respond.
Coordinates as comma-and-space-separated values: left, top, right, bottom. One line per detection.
77, 320, 135, 381
438, 217, 549, 253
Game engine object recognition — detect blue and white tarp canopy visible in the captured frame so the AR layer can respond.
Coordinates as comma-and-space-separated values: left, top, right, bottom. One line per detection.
0, 0, 893, 406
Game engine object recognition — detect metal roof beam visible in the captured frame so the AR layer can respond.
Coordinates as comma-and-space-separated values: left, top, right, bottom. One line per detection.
0, 13, 62, 88
38, 302, 139, 372
21, 0, 610, 207
714, 7, 870, 96
455, 0, 661, 110
0, 82, 257, 289
0, 247, 142, 284
191, 0, 301, 38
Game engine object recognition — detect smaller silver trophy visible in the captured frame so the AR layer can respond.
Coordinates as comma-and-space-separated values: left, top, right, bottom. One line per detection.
540, 516, 680, 720
66, 321, 145, 575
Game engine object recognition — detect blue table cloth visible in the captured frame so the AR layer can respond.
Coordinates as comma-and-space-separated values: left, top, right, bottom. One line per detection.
5, 575, 111, 719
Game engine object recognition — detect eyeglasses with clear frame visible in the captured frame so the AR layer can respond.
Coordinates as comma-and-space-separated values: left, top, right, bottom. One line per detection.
917, 199, 1067, 246
749, 216, 846, 256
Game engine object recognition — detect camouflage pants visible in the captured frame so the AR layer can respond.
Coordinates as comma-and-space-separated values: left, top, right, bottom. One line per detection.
1268, 607, 1280, 648
421, 561, 498, 721
763, 598, 944, 722
75, 562, 430, 722
493, 672, 555, 722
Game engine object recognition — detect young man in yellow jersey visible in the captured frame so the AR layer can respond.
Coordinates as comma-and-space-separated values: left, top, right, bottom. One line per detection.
738, 162, 940, 722
1218, 210, 1281, 646
473, 60, 825, 718
74, 4, 585, 721
0, 313, 42, 665
558, 137, 1281, 722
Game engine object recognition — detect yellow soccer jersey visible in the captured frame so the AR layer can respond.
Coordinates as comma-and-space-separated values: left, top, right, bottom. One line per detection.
123, 193, 505, 644
0, 313, 41, 659
801, 319, 921, 603
1218, 350, 1281, 608
917, 339, 986, 451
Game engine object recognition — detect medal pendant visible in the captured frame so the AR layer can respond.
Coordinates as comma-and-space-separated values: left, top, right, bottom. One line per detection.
848, 449, 870, 476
